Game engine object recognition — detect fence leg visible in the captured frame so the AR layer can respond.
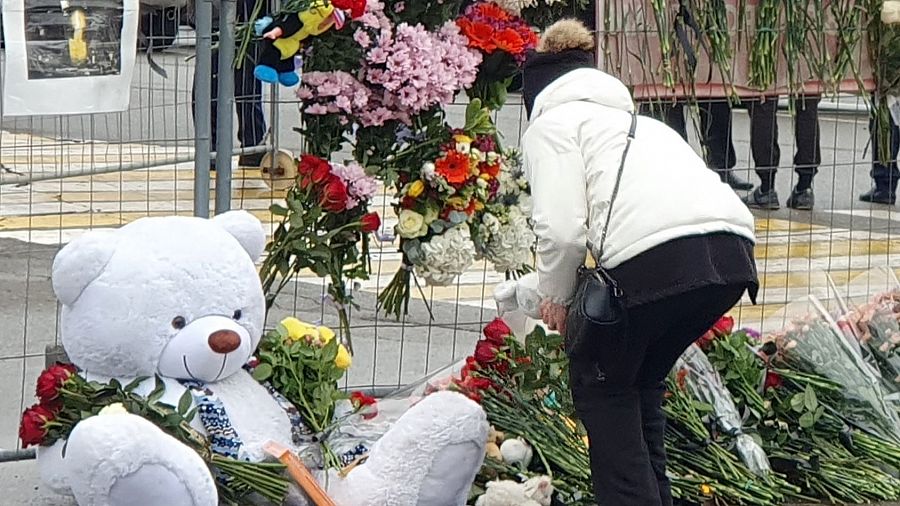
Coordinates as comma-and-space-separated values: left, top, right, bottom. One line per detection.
193, 0, 213, 218
214, 0, 236, 215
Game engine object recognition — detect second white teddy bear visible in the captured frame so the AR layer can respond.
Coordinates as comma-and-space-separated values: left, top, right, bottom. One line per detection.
474, 476, 554, 506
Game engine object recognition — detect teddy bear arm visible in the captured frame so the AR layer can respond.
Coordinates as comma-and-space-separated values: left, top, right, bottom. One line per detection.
63, 413, 218, 506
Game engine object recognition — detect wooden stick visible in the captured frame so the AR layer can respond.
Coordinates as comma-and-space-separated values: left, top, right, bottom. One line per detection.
263, 441, 337, 506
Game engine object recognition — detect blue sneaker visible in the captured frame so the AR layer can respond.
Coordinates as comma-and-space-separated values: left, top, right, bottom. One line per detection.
253, 65, 278, 84
278, 71, 299, 87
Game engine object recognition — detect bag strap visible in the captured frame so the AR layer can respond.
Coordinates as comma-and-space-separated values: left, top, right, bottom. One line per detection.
591, 111, 638, 261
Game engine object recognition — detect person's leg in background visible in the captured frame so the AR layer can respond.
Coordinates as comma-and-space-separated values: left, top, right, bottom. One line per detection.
698, 99, 754, 191
234, 0, 268, 167
861, 108, 900, 205
785, 95, 821, 210
743, 97, 782, 210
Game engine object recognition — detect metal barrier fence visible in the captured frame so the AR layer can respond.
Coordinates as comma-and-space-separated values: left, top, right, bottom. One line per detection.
1, 3, 899, 503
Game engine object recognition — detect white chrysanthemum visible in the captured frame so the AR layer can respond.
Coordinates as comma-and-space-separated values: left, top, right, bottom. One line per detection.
417, 226, 477, 286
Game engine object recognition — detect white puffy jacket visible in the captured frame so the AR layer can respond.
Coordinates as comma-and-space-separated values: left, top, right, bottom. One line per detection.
521, 68, 756, 305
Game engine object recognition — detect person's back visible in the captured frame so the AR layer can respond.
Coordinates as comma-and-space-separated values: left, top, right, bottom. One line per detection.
523, 66, 754, 283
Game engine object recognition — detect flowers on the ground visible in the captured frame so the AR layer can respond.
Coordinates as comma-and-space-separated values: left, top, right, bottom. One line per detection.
350, 391, 378, 420
35, 363, 77, 403
19, 404, 55, 447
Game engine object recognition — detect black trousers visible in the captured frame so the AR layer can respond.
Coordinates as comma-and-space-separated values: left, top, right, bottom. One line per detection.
640, 97, 821, 182
870, 112, 900, 192
191, 0, 267, 150
570, 283, 747, 506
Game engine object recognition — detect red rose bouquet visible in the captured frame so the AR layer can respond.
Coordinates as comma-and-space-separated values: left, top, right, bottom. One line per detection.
261, 154, 381, 350
456, 2, 539, 109
20, 365, 288, 503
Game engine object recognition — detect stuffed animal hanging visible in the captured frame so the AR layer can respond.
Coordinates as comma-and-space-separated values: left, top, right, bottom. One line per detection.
253, 0, 366, 87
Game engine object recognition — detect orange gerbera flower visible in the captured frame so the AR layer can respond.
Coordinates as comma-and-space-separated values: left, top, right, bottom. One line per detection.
474, 2, 510, 22
436, 151, 473, 185
495, 28, 525, 56
457, 19, 497, 53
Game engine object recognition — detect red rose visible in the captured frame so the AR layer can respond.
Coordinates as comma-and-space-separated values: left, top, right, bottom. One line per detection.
675, 368, 689, 391
474, 339, 500, 364
299, 155, 332, 185
360, 212, 381, 233
711, 316, 734, 338
19, 404, 55, 447
695, 330, 716, 352
36, 364, 76, 402
320, 176, 349, 213
764, 370, 783, 390
350, 391, 378, 420
483, 318, 511, 344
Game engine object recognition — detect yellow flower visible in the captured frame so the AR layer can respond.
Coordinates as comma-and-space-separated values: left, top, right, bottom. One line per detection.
318, 326, 335, 344
407, 180, 425, 198
453, 134, 473, 145
446, 197, 467, 210
563, 417, 577, 431
99, 403, 128, 416
700, 484, 713, 496
335, 344, 352, 370
473, 201, 485, 212
281, 317, 310, 341
479, 173, 491, 181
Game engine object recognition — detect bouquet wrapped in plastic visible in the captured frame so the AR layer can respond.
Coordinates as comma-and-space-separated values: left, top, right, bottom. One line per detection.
676, 344, 772, 476
765, 295, 900, 442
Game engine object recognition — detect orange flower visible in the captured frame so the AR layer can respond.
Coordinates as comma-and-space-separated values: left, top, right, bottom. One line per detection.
436, 151, 473, 185
474, 2, 510, 21
495, 28, 525, 55
480, 162, 500, 179
457, 19, 497, 53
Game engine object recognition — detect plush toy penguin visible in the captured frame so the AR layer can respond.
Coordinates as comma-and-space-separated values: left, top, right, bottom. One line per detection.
252, 0, 346, 87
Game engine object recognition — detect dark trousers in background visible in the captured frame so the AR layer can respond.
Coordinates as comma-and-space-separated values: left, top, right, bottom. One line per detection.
870, 113, 900, 192
640, 97, 821, 189
570, 284, 747, 505
191, 0, 267, 152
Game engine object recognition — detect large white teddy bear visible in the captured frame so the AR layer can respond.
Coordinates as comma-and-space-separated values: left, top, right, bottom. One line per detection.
39, 211, 488, 506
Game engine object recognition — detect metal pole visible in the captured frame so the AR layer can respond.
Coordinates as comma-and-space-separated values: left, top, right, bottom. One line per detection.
214, 0, 236, 214
193, 0, 213, 218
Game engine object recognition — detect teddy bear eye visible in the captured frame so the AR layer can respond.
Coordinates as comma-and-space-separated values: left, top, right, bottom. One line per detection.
171, 316, 186, 330
232, 309, 242, 321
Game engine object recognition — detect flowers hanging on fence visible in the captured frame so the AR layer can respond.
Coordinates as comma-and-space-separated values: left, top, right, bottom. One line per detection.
260, 155, 380, 351
298, 1, 481, 128
378, 121, 518, 319
456, 2, 538, 109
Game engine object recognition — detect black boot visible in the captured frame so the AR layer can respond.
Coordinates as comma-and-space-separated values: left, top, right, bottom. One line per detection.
743, 187, 780, 210
860, 188, 897, 205
786, 187, 814, 210
716, 170, 754, 191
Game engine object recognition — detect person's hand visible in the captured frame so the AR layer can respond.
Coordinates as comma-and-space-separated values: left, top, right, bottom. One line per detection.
540, 300, 568, 336
263, 27, 284, 40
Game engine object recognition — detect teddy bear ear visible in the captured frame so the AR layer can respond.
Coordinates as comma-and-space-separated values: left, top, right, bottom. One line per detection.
212, 210, 266, 262
52, 230, 119, 306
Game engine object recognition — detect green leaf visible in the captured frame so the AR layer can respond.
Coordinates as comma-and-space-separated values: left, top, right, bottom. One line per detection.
804, 385, 818, 412
147, 376, 166, 404
183, 406, 198, 423
252, 363, 274, 382
799, 412, 816, 428
270, 204, 289, 216
177, 390, 193, 416
790, 393, 805, 413
123, 376, 149, 393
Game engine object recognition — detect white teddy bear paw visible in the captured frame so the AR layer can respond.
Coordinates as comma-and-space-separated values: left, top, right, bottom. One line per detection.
63, 410, 217, 506
330, 391, 488, 506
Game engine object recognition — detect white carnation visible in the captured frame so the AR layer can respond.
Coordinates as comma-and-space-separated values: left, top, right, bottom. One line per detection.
417, 226, 477, 286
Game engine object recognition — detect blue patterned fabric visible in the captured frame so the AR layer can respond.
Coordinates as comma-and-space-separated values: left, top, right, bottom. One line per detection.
180, 380, 246, 461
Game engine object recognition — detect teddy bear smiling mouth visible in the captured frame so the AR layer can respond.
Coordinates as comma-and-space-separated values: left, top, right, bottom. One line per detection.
182, 355, 229, 382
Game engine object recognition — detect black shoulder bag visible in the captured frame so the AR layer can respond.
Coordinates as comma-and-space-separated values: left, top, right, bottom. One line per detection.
564, 112, 637, 358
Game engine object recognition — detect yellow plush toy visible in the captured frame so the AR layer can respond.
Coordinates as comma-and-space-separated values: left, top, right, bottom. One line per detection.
253, 0, 344, 87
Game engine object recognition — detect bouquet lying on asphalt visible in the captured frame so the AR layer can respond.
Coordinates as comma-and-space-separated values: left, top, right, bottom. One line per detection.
20, 364, 288, 504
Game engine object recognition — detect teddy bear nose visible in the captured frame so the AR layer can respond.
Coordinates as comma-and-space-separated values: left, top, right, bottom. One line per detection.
208, 330, 241, 354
